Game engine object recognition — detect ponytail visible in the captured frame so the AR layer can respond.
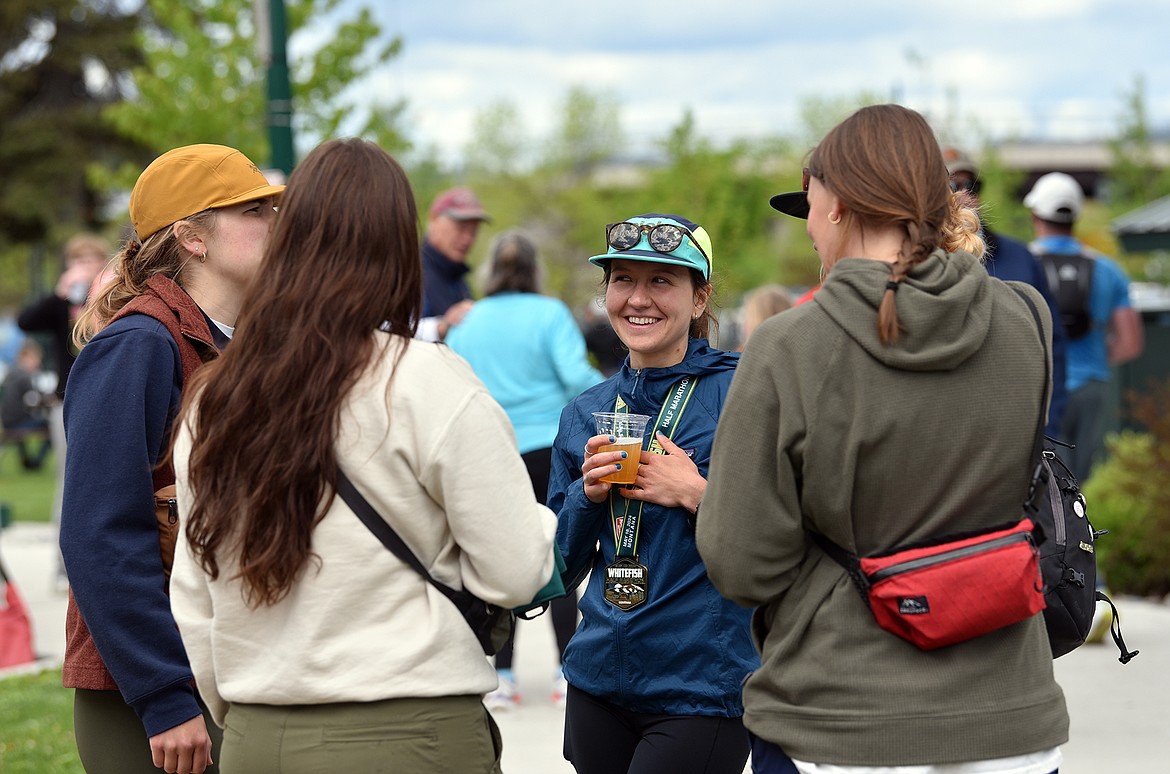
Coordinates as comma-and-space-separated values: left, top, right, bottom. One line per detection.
942, 192, 986, 258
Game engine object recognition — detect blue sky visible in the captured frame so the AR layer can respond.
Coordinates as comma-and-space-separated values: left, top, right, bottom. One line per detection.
316, 0, 1170, 165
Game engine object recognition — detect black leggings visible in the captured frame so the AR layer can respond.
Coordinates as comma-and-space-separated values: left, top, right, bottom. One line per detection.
563, 684, 749, 774
496, 447, 577, 670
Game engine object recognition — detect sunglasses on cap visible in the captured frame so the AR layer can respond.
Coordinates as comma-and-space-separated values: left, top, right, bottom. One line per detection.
605, 221, 710, 264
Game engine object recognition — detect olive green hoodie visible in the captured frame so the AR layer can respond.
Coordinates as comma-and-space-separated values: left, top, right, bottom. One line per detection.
699, 249, 1068, 766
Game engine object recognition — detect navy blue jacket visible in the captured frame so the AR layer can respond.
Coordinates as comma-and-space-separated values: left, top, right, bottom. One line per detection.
984, 229, 1068, 435
549, 339, 758, 716
60, 285, 221, 737
421, 239, 472, 318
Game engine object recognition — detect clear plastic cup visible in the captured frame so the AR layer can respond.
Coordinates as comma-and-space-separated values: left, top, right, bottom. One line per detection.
592, 412, 651, 485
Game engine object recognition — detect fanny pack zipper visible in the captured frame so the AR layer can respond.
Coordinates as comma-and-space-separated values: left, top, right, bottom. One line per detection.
868, 531, 1034, 583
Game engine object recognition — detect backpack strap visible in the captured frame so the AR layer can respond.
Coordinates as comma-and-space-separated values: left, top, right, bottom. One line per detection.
1096, 591, 1140, 664
1008, 286, 1053, 518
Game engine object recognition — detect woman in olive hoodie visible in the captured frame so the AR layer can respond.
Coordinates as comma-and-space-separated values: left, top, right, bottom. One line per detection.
699, 105, 1068, 773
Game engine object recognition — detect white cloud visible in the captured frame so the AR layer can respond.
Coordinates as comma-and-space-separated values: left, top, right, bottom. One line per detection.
341, 0, 1170, 165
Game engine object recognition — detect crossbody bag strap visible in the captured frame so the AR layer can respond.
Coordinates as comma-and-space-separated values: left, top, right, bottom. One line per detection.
335, 468, 460, 599
809, 531, 872, 608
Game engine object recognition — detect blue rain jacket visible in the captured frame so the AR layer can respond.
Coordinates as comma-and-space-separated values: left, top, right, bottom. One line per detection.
549, 338, 758, 716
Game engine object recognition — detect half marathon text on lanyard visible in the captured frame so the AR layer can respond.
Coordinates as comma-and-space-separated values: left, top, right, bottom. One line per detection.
604, 376, 699, 612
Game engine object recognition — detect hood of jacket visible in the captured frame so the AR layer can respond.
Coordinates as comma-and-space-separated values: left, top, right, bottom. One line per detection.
611, 337, 739, 411
814, 249, 992, 372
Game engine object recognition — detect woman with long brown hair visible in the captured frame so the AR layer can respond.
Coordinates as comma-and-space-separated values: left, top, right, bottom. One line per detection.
60, 144, 282, 774
168, 138, 558, 774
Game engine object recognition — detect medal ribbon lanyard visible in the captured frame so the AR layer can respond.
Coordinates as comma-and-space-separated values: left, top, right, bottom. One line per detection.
610, 376, 699, 557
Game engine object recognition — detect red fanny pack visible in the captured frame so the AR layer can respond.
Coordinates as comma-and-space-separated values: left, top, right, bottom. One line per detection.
814, 517, 1046, 650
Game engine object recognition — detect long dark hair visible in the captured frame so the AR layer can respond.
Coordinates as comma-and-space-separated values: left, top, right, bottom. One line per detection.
178, 138, 422, 606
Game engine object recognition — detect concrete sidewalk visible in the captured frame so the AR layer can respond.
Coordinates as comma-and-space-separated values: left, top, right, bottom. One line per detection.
3, 521, 1165, 773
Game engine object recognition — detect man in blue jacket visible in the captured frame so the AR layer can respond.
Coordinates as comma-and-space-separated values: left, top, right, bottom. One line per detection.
944, 148, 1068, 436
415, 187, 491, 342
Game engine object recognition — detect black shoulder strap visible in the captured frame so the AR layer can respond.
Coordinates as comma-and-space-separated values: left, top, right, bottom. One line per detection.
335, 468, 458, 598
1009, 285, 1053, 515
809, 531, 872, 608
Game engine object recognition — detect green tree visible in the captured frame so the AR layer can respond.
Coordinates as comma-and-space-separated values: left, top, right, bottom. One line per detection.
644, 111, 802, 297
0, 0, 141, 241
101, 0, 408, 185
465, 99, 527, 180
1107, 75, 1170, 212
543, 85, 623, 180
795, 92, 884, 152
0, 0, 143, 303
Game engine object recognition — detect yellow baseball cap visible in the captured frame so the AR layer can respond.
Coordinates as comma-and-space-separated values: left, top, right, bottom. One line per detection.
128, 144, 286, 241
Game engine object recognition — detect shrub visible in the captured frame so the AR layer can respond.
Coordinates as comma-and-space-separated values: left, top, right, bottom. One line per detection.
1082, 378, 1170, 598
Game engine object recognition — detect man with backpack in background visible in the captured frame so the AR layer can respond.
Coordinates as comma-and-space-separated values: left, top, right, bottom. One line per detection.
944, 148, 1068, 436
1025, 172, 1143, 483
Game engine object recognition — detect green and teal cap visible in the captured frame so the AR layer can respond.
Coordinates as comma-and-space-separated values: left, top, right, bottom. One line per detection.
588, 213, 714, 280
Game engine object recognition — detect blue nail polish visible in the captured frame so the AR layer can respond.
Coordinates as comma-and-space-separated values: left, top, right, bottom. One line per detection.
615, 463, 622, 470
620, 452, 628, 459
609, 435, 616, 442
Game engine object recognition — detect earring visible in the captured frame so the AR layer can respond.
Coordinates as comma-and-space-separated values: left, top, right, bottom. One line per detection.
828, 212, 841, 225
199, 251, 207, 263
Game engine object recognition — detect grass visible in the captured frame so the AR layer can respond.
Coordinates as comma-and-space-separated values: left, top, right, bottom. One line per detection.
0, 445, 54, 524
2, 448, 70, 770
0, 667, 82, 772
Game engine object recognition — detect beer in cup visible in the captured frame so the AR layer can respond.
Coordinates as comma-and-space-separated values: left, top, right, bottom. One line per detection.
592, 412, 651, 485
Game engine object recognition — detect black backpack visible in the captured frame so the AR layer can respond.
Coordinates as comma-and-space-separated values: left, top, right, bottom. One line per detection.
1028, 440, 1135, 661
1016, 288, 1137, 662
1037, 251, 1095, 339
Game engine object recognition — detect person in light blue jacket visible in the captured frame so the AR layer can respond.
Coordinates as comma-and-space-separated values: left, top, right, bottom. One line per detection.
547, 213, 757, 774
446, 230, 603, 710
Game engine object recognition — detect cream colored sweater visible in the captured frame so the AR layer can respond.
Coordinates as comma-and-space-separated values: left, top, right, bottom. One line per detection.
170, 334, 558, 726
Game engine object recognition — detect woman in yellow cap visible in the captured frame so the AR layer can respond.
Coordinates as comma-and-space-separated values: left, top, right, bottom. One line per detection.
61, 144, 282, 774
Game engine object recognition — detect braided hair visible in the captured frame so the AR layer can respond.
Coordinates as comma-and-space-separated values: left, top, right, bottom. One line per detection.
810, 104, 984, 345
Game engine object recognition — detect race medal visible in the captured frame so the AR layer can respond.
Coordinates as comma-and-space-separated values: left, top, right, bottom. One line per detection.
604, 557, 649, 611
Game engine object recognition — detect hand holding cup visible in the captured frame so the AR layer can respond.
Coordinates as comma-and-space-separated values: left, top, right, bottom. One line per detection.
582, 413, 651, 502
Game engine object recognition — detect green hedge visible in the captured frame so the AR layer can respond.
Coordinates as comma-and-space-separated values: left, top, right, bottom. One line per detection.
1082, 379, 1170, 597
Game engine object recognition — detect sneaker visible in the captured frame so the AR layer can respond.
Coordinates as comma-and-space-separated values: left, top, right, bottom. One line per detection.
551, 671, 568, 709
484, 671, 521, 712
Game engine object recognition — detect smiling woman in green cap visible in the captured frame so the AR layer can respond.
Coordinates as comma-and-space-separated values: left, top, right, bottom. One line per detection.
547, 213, 758, 774
60, 144, 282, 774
